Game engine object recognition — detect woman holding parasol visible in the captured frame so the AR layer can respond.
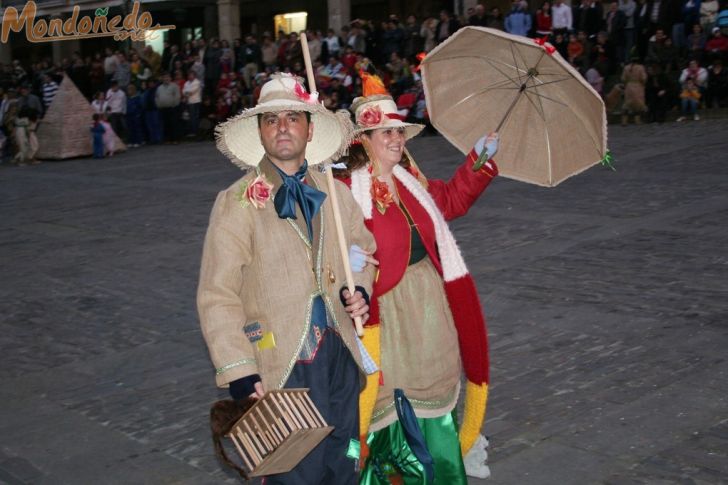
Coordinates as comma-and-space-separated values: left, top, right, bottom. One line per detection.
336, 70, 499, 484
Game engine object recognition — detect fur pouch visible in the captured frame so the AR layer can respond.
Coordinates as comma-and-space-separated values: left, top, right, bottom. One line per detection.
210, 398, 257, 480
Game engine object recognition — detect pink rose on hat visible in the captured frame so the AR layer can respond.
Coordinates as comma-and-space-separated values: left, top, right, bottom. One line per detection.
359, 105, 383, 128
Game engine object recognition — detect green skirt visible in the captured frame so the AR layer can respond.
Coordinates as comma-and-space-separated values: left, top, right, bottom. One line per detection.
360, 412, 466, 485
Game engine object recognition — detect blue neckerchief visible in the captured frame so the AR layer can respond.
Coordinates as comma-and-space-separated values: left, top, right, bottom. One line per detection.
272, 160, 327, 241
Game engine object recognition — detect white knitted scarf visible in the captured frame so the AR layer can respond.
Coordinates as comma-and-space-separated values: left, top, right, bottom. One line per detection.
350, 165, 469, 282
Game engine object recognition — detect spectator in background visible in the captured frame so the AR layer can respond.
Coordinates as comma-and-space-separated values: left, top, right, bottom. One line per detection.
469, 4, 489, 26
129, 52, 142, 85
100, 111, 116, 156
553, 31, 570, 57
155, 72, 181, 144
621, 54, 648, 124
306, 30, 323, 62
261, 34, 278, 70
536, 2, 554, 36
329, 77, 352, 108
646, 62, 672, 122
677, 77, 701, 120
240, 35, 262, 89
198, 95, 216, 139
661, 36, 681, 71
700, 0, 719, 31
90, 113, 105, 158
381, 19, 405, 59
705, 27, 728, 58
113, 52, 131, 89
173, 69, 186, 93
324, 29, 342, 59
285, 32, 304, 70
506, 0, 533, 36
403, 15, 423, 58
436, 10, 460, 44
12, 107, 38, 165
488, 7, 506, 29
167, 44, 183, 75
126, 84, 144, 147
647, 27, 668, 62
606, 2, 628, 62
592, 31, 617, 75
686, 23, 707, 62
420, 17, 438, 52
91, 91, 107, 115
679, 58, 709, 96
552, 0, 573, 35
105, 80, 127, 141
227, 91, 245, 116
706, 59, 727, 107
574, 0, 604, 38
619, 0, 637, 59
568, 32, 587, 64
182, 71, 202, 138
142, 79, 162, 144
143, 45, 162, 77
586, 64, 605, 94
17, 85, 42, 118
204, 39, 222, 96
387, 52, 413, 96
41, 74, 58, 111
219, 49, 233, 75
89, 52, 105, 95
190, 55, 205, 89
103, 47, 118, 86
681, 0, 702, 46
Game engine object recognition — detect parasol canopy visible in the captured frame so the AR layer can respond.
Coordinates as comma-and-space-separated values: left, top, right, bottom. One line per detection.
421, 26, 608, 187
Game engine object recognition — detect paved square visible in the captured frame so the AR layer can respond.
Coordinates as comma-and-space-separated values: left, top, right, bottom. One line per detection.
1, 120, 727, 484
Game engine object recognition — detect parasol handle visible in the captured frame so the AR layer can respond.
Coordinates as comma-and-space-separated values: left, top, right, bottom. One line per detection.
301, 33, 364, 337
473, 75, 531, 171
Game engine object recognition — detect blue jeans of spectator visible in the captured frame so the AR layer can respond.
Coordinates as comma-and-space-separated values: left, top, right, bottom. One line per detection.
127, 113, 144, 145
144, 110, 162, 144
187, 102, 200, 137
160, 106, 180, 142
681, 98, 698, 115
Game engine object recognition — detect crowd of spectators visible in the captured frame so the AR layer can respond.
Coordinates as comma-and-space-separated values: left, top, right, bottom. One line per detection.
1, 2, 727, 165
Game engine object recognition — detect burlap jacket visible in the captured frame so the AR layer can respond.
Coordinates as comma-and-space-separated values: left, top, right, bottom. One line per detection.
198, 158, 376, 391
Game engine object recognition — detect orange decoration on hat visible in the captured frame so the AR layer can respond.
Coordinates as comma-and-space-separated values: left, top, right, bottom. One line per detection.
360, 70, 388, 97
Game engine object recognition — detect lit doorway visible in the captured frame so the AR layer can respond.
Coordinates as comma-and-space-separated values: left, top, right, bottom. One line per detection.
273, 11, 307, 39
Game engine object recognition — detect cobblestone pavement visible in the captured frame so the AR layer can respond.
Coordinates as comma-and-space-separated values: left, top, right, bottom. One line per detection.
1, 119, 727, 484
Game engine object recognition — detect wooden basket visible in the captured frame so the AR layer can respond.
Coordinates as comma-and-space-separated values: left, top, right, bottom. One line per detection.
226, 388, 333, 477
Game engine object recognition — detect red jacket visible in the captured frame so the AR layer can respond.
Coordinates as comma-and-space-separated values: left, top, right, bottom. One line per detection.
341, 150, 497, 325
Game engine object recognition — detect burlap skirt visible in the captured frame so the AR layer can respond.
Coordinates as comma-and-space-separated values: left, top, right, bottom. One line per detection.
370, 257, 462, 432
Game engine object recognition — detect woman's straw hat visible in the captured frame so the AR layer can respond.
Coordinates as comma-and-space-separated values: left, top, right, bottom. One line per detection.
350, 71, 424, 140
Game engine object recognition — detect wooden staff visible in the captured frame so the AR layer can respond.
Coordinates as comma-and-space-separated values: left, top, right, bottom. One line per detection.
300, 33, 364, 337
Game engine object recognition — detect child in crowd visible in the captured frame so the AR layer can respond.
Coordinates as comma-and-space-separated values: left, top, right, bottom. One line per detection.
12, 107, 39, 166
678, 78, 701, 121
567, 33, 584, 65
101, 110, 116, 156
90, 113, 106, 158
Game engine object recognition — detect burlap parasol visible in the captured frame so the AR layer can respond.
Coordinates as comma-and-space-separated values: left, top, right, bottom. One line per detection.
421, 27, 608, 187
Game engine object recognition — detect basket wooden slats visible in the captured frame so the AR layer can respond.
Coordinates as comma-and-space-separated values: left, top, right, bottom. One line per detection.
226, 388, 333, 477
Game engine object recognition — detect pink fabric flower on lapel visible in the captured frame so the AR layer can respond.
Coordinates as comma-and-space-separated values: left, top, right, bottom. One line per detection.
237, 174, 274, 209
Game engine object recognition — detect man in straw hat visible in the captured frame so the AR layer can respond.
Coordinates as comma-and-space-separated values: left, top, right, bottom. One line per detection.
198, 73, 377, 483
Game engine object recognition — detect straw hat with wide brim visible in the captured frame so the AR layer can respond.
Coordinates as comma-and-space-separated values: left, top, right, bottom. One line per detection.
350, 94, 424, 140
215, 73, 351, 168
